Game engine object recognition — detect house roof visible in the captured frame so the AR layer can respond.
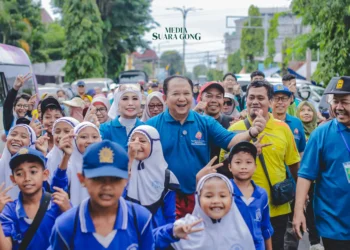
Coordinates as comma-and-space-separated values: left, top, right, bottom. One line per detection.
41, 8, 53, 24
133, 50, 158, 60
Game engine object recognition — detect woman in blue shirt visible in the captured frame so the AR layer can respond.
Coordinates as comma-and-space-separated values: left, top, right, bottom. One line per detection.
100, 85, 144, 151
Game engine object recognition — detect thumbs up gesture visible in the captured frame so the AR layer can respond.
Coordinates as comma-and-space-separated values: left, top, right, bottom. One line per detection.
250, 110, 266, 137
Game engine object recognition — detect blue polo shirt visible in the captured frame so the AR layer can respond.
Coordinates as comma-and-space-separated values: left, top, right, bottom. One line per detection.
147, 109, 235, 194
99, 116, 144, 151
298, 119, 350, 240
231, 180, 274, 250
284, 114, 306, 153
0, 189, 63, 250
50, 197, 154, 249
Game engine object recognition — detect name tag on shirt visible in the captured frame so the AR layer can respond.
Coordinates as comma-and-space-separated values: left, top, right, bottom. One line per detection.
343, 162, 350, 183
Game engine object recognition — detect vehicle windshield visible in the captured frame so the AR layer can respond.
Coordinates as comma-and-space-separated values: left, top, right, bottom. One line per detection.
38, 87, 60, 97
120, 74, 145, 83
312, 87, 324, 96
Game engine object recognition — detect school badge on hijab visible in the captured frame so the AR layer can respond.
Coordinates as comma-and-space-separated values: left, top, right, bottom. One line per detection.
99, 147, 114, 163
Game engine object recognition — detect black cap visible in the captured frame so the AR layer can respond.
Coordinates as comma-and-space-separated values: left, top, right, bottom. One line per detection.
16, 117, 31, 125
324, 76, 350, 95
228, 141, 257, 162
41, 97, 61, 115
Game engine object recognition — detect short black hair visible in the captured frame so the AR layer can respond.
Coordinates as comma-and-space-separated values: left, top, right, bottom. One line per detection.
163, 75, 193, 95
14, 93, 30, 107
282, 74, 296, 82
246, 80, 273, 100
250, 70, 265, 80
228, 148, 256, 164
223, 73, 237, 81
11, 158, 45, 174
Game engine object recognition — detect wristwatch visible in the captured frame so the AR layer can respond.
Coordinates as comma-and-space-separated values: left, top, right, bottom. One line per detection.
249, 127, 258, 139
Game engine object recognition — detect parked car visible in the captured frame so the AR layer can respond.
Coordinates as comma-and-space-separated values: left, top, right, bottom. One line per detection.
71, 78, 113, 94
118, 70, 148, 84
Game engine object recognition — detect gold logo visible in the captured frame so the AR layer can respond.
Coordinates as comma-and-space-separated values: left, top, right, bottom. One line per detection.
277, 85, 284, 90
18, 148, 28, 155
99, 147, 114, 163
336, 79, 344, 89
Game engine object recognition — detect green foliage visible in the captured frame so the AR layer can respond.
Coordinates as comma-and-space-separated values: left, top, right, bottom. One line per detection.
292, 0, 350, 84
41, 22, 65, 60
193, 64, 208, 79
240, 5, 264, 72
143, 62, 153, 77
264, 13, 280, 67
0, 0, 49, 63
227, 50, 242, 73
206, 69, 223, 82
160, 51, 183, 76
62, 0, 104, 81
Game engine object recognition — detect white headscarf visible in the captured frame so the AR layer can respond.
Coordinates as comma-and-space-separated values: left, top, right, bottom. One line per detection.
126, 125, 179, 208
223, 93, 240, 118
46, 117, 79, 182
141, 91, 166, 122
92, 95, 111, 111
172, 173, 255, 250
68, 122, 101, 206
0, 124, 36, 200
108, 85, 142, 120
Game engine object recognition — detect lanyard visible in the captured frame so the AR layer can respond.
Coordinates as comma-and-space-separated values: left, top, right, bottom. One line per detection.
337, 122, 350, 154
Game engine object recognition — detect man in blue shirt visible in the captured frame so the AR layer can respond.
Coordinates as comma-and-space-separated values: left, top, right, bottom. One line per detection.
50, 140, 154, 250
293, 76, 350, 249
271, 84, 306, 154
146, 75, 268, 218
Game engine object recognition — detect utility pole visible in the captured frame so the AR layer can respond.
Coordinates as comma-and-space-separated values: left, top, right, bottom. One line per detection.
157, 41, 169, 76
167, 6, 202, 75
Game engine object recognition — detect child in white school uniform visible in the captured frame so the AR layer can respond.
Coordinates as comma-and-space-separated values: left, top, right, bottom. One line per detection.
50, 140, 154, 250
154, 173, 255, 250
125, 125, 180, 229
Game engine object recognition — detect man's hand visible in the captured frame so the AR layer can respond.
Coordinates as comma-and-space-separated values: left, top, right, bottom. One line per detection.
52, 187, 71, 212
173, 218, 204, 240
239, 110, 247, 119
250, 110, 266, 137
193, 101, 207, 113
293, 209, 307, 239
0, 183, 15, 213
196, 156, 223, 183
13, 73, 31, 91
59, 129, 75, 156
233, 84, 241, 95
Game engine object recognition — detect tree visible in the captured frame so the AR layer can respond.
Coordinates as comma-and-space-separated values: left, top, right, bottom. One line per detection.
264, 13, 280, 67
227, 50, 242, 74
292, 0, 350, 84
160, 51, 183, 76
62, 0, 104, 81
206, 69, 223, 82
193, 64, 207, 79
42, 22, 65, 61
240, 5, 264, 72
143, 62, 153, 77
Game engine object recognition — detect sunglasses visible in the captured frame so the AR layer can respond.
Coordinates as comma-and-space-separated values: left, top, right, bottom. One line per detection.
223, 101, 233, 106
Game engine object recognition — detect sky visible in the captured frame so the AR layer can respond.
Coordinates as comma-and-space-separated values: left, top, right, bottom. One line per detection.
41, 0, 292, 71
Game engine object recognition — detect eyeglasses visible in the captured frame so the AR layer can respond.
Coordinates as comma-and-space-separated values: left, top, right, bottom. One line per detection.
223, 101, 233, 106
272, 96, 290, 102
149, 104, 163, 110
16, 104, 29, 109
96, 108, 107, 113
328, 99, 350, 107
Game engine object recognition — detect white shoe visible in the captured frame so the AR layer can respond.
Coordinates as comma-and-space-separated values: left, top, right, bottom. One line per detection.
310, 243, 324, 250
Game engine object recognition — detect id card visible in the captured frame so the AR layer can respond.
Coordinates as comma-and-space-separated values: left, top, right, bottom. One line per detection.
343, 162, 350, 183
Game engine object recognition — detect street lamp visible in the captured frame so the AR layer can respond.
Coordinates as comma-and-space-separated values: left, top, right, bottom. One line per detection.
166, 6, 202, 75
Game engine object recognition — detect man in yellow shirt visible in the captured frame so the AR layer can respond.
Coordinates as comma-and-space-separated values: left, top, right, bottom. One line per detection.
220, 80, 300, 250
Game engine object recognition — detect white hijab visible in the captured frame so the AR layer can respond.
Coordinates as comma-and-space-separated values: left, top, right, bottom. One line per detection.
108, 85, 142, 120
172, 173, 255, 250
68, 122, 101, 206
141, 91, 166, 122
0, 124, 36, 200
46, 117, 79, 182
127, 125, 179, 207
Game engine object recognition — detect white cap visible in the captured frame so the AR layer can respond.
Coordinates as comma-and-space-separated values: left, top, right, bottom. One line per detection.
102, 87, 108, 92
110, 83, 118, 90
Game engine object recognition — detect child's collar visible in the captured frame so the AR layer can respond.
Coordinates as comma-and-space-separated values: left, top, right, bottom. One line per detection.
16, 188, 50, 219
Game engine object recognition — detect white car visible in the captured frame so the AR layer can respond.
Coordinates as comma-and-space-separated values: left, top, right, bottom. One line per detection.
71, 78, 113, 94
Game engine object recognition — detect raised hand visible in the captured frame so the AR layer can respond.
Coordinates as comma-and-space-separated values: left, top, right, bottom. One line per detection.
13, 73, 31, 91
29, 113, 43, 137
128, 137, 142, 160
173, 218, 204, 240
193, 101, 207, 113
59, 129, 75, 155
84, 106, 100, 127
52, 186, 71, 212
35, 134, 50, 156
0, 183, 15, 212
196, 156, 223, 183
253, 134, 272, 155
250, 110, 266, 137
